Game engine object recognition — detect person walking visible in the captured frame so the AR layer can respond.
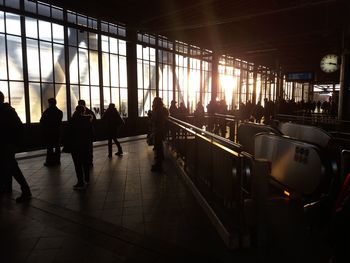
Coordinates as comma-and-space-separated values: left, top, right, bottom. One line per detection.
78, 100, 96, 167
151, 97, 169, 172
40, 98, 63, 167
0, 91, 31, 202
102, 103, 124, 157
64, 105, 93, 189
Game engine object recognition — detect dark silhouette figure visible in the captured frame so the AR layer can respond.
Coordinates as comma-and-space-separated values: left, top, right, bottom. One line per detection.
169, 100, 179, 144
102, 103, 124, 157
0, 91, 31, 202
64, 105, 93, 189
194, 102, 205, 128
178, 102, 188, 121
169, 100, 179, 118
252, 101, 264, 123
206, 100, 217, 132
151, 97, 169, 172
78, 100, 96, 167
40, 98, 63, 167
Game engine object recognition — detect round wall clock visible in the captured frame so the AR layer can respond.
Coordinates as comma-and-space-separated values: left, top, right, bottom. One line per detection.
320, 54, 339, 73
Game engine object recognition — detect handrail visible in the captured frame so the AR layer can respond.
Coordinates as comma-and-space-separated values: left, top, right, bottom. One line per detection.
168, 116, 242, 153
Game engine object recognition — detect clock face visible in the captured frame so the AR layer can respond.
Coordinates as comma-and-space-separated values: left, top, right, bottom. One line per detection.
320, 54, 339, 73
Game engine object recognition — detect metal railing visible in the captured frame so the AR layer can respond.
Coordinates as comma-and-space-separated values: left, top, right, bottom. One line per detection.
167, 116, 261, 249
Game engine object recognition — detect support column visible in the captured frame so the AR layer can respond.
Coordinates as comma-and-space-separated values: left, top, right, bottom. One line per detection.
338, 52, 350, 120
211, 53, 219, 101
126, 28, 138, 134
252, 66, 257, 104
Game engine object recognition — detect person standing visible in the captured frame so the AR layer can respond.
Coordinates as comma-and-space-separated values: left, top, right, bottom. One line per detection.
78, 100, 96, 167
64, 105, 93, 189
40, 98, 63, 167
102, 103, 124, 158
151, 97, 169, 172
0, 91, 31, 202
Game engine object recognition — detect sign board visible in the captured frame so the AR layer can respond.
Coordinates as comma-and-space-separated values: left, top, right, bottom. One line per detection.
286, 72, 314, 82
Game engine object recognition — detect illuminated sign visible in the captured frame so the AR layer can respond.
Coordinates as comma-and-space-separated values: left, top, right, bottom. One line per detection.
286, 72, 314, 82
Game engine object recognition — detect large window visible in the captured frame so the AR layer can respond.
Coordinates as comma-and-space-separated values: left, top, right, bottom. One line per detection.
137, 42, 156, 117
102, 35, 128, 116
26, 18, 67, 122
158, 49, 173, 108
0, 12, 25, 122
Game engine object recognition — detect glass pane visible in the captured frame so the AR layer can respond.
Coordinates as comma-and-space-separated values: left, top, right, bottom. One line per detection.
0, 12, 5, 33
25, 17, 38, 39
24, 0, 37, 13
119, 56, 127, 87
110, 54, 119, 87
6, 0, 20, 9
6, 13, 21, 36
70, 85, 79, 112
68, 28, 77, 46
52, 8, 63, 20
103, 87, 110, 109
88, 33, 98, 50
91, 85, 100, 118
26, 39, 40, 81
80, 85, 90, 108
52, 23, 64, 43
111, 88, 119, 109
78, 30, 87, 48
119, 40, 126, 56
41, 83, 54, 110
7, 35, 23, 80
89, 50, 99, 86
78, 49, 89, 85
29, 82, 41, 123
120, 88, 127, 117
53, 44, 65, 83
40, 41, 53, 82
101, 35, 109, 52
77, 15, 87, 27
102, 52, 110, 86
67, 12, 76, 24
0, 34, 7, 79
38, 3, 50, 17
39, 20, 52, 42
9, 81, 25, 122
0, 81, 8, 101
55, 83, 67, 121
110, 37, 118, 54
69, 47, 78, 84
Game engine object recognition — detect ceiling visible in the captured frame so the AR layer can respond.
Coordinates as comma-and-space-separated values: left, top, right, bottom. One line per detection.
44, 0, 350, 83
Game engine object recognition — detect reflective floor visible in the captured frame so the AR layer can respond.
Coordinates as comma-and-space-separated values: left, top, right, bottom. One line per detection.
1, 137, 245, 263
1, 137, 333, 262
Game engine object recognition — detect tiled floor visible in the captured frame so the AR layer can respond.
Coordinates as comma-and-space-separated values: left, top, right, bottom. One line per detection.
1, 137, 248, 262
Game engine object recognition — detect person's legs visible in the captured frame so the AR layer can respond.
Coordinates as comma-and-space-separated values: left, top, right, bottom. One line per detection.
7, 156, 32, 202
152, 135, 164, 172
108, 138, 113, 157
81, 151, 90, 184
113, 137, 123, 155
71, 152, 84, 187
45, 145, 54, 166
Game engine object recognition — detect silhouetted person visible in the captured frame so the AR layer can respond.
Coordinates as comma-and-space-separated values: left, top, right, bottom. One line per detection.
252, 101, 264, 123
78, 100, 95, 167
0, 91, 31, 202
151, 97, 169, 172
40, 98, 63, 167
169, 100, 179, 118
194, 101, 205, 128
64, 105, 93, 189
178, 102, 188, 121
169, 100, 179, 144
102, 103, 124, 157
